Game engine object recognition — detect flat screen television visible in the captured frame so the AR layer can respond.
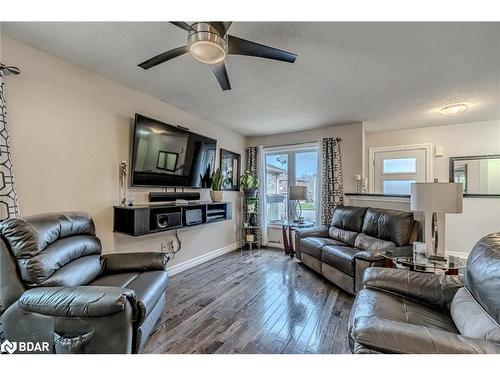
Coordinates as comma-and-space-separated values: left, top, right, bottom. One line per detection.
131, 114, 217, 188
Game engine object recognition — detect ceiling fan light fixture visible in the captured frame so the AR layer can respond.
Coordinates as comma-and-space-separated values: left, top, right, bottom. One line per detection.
439, 103, 468, 116
189, 40, 226, 64
188, 23, 227, 65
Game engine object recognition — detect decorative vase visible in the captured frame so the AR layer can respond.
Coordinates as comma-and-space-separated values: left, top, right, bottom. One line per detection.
210, 190, 224, 203
244, 188, 257, 198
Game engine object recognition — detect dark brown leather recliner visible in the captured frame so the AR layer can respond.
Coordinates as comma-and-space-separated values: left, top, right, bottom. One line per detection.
0, 212, 169, 354
348, 233, 500, 354
294, 206, 420, 294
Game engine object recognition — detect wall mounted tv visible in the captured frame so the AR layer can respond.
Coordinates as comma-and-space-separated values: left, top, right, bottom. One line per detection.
131, 114, 217, 188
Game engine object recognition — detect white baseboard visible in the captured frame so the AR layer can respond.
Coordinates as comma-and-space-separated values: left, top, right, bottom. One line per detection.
166, 242, 241, 276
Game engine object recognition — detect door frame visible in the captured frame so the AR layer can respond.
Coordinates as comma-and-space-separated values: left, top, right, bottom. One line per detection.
368, 143, 433, 193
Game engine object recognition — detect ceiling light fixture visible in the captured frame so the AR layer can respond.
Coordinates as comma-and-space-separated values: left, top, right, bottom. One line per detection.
439, 103, 468, 116
188, 23, 227, 65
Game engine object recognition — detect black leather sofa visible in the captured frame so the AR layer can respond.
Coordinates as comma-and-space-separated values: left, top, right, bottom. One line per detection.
0, 212, 169, 354
348, 233, 500, 354
294, 206, 419, 294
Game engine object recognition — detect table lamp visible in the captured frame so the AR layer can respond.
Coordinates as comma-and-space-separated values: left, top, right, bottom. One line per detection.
410, 182, 463, 260
289, 186, 307, 223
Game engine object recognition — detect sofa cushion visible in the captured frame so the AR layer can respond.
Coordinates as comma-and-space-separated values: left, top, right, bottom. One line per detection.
321, 245, 358, 276
300, 237, 345, 259
90, 270, 168, 325
350, 289, 458, 334
451, 287, 500, 343
354, 233, 395, 252
0, 212, 102, 287
361, 208, 414, 247
331, 206, 367, 233
329, 227, 359, 246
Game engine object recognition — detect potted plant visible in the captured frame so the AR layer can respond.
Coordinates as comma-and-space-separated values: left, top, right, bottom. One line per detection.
239, 170, 260, 198
210, 168, 229, 202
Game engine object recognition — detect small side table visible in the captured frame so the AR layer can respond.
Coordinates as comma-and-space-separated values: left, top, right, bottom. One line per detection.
381, 250, 466, 275
281, 220, 314, 259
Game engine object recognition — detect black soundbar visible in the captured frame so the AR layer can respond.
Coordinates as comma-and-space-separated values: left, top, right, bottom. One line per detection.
149, 191, 201, 202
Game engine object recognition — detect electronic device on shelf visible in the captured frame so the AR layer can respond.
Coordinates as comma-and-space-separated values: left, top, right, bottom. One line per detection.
156, 212, 182, 229
175, 199, 189, 205
184, 208, 203, 226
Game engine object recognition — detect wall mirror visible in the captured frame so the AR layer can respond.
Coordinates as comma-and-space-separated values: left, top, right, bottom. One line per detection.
220, 149, 241, 191
449, 154, 500, 196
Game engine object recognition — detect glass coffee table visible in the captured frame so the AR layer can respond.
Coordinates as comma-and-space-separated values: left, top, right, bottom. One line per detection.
381, 250, 466, 275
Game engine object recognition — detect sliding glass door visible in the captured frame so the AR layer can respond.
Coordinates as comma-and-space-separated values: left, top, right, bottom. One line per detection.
264, 145, 319, 224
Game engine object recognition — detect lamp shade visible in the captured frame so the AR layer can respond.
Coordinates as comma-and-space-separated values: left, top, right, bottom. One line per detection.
410, 182, 463, 213
289, 186, 307, 201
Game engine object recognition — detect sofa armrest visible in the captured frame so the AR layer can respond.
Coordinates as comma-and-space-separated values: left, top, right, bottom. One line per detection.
294, 225, 329, 238
18, 286, 137, 318
363, 267, 463, 310
100, 252, 170, 274
351, 316, 500, 354
354, 245, 412, 262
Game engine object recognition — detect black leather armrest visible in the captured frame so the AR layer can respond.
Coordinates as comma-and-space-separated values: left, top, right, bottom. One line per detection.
18, 286, 137, 318
363, 267, 463, 310
351, 316, 500, 354
294, 225, 329, 238
100, 252, 170, 275
355, 245, 412, 262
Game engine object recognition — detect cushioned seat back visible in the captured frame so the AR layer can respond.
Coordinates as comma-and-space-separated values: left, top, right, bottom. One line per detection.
463, 233, 500, 324
0, 212, 102, 287
361, 208, 414, 247
329, 206, 367, 246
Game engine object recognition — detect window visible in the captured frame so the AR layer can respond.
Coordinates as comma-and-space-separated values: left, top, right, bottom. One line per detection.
265, 145, 319, 224
371, 145, 431, 195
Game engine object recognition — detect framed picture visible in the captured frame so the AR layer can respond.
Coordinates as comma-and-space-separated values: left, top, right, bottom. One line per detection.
220, 149, 241, 191
157, 151, 179, 172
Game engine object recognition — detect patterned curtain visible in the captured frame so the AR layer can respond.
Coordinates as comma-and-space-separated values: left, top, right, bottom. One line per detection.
0, 70, 19, 220
320, 138, 343, 225
246, 146, 267, 246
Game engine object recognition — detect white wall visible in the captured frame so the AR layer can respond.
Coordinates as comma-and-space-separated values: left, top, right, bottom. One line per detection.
1, 36, 246, 268
366, 120, 500, 255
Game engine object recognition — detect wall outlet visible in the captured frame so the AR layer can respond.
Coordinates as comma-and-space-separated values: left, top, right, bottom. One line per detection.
160, 241, 174, 253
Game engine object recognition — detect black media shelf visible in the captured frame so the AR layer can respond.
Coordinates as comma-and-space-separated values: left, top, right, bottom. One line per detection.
113, 201, 232, 236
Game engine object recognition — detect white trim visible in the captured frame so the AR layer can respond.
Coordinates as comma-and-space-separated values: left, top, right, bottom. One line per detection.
263, 142, 319, 153
166, 242, 240, 276
368, 143, 433, 192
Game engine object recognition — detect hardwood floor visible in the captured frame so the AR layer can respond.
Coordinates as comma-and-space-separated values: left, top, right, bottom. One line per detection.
142, 248, 354, 354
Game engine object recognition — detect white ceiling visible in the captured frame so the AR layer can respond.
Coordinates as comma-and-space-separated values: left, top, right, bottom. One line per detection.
1, 22, 499, 135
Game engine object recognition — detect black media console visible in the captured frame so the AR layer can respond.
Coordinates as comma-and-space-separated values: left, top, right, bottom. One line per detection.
113, 201, 232, 236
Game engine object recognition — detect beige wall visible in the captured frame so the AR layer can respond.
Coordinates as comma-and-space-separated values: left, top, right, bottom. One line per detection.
247, 122, 364, 193
1, 36, 246, 268
365, 120, 500, 255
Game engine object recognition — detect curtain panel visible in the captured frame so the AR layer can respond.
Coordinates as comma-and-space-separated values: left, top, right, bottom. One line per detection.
0, 70, 19, 220
320, 138, 343, 225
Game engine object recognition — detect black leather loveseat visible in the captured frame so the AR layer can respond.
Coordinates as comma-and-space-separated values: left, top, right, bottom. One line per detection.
0, 212, 169, 354
294, 206, 419, 294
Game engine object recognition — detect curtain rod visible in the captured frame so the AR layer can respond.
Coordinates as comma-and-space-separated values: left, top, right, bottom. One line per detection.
0, 63, 21, 75
258, 137, 342, 150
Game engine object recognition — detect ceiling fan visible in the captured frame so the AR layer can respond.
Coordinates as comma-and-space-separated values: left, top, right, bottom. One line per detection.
138, 22, 297, 91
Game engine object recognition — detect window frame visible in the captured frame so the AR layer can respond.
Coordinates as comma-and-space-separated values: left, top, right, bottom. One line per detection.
263, 143, 320, 225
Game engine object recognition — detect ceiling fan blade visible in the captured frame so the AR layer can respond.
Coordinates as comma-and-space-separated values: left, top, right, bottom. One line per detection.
208, 22, 232, 36
210, 62, 231, 91
228, 35, 297, 63
170, 22, 195, 32
138, 46, 189, 70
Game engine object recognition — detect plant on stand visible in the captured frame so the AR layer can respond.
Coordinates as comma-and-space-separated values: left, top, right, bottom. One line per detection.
210, 168, 229, 203
239, 170, 260, 198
